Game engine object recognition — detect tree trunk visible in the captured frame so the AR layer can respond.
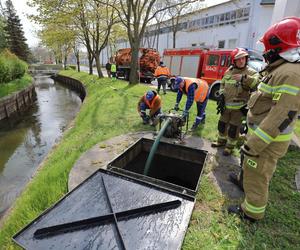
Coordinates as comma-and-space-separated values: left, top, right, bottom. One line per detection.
76, 52, 80, 72
95, 56, 104, 78
88, 52, 93, 75
64, 53, 67, 70
129, 43, 139, 84
173, 31, 176, 48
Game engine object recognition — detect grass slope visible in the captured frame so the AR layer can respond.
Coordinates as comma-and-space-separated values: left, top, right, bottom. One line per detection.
0, 70, 299, 249
0, 74, 32, 98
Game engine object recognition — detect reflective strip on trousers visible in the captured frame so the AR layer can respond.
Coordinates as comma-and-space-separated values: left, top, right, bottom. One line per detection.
225, 102, 245, 109
242, 199, 266, 214
248, 125, 293, 142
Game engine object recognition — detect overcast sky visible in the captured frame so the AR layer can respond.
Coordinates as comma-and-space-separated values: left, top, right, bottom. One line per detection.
3, 0, 228, 48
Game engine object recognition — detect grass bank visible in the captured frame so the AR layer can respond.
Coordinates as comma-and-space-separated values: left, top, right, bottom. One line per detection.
0, 74, 32, 98
0, 70, 299, 249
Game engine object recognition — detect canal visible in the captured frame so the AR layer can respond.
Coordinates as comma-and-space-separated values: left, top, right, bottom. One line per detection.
0, 75, 82, 218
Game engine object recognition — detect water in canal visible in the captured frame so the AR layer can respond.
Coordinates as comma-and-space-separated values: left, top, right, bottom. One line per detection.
0, 76, 82, 218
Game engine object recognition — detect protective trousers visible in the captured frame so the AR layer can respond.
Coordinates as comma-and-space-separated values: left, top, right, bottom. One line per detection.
157, 77, 167, 94
194, 96, 209, 126
217, 109, 243, 149
241, 140, 289, 219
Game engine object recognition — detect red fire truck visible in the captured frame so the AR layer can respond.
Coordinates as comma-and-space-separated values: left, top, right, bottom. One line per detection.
163, 47, 264, 99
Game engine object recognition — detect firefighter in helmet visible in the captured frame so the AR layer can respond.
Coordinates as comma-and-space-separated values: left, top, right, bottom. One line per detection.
137, 90, 162, 126
211, 48, 259, 156
228, 17, 300, 221
173, 76, 209, 130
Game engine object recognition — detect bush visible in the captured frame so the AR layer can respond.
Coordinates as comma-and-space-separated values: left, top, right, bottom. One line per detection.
0, 49, 27, 84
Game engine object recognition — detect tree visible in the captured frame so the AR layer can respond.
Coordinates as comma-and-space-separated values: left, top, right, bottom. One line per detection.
3, 0, 31, 61
0, 2, 7, 51
166, 0, 204, 48
97, 0, 201, 83
28, 0, 118, 78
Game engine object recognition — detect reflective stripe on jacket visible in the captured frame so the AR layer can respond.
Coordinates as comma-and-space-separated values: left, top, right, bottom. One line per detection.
221, 66, 258, 110
246, 59, 300, 154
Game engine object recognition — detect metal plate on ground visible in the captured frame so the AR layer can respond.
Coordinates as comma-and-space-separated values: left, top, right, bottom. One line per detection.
13, 169, 195, 250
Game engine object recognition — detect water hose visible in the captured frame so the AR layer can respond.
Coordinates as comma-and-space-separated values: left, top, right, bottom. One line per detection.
143, 117, 172, 176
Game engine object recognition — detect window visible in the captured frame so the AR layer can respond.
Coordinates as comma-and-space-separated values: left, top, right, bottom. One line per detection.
192, 43, 197, 47
231, 11, 236, 20
220, 55, 226, 66
208, 55, 220, 66
244, 7, 250, 17
209, 16, 214, 24
226, 56, 232, 67
225, 12, 230, 21
214, 15, 220, 23
237, 9, 243, 18
218, 40, 225, 48
220, 13, 225, 21
228, 39, 237, 49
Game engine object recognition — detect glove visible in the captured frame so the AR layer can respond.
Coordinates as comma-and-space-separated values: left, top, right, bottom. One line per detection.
174, 103, 179, 111
240, 105, 249, 116
240, 121, 248, 135
216, 93, 225, 115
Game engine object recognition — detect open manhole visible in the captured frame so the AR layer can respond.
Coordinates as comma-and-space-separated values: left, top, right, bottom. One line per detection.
13, 137, 208, 249
108, 137, 208, 197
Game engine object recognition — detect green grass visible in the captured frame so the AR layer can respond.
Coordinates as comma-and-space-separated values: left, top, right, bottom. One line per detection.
0, 70, 299, 249
0, 74, 32, 98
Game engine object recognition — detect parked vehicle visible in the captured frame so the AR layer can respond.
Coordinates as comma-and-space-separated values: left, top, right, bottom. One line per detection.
163, 47, 264, 99
115, 48, 160, 83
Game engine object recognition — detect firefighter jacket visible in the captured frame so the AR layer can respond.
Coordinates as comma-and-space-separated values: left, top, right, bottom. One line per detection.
220, 65, 258, 110
154, 66, 170, 78
137, 92, 162, 117
177, 77, 209, 111
245, 59, 300, 155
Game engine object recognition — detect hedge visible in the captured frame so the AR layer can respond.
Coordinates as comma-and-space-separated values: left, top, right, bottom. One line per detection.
0, 49, 27, 84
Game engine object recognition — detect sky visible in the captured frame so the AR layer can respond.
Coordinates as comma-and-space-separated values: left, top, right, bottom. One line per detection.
2, 0, 229, 48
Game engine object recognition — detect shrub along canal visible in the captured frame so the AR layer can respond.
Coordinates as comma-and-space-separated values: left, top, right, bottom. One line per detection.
0, 75, 82, 218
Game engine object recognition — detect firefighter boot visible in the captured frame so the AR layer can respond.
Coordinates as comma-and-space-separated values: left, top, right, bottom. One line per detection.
227, 205, 256, 223
223, 147, 233, 156
229, 170, 244, 191
211, 138, 226, 148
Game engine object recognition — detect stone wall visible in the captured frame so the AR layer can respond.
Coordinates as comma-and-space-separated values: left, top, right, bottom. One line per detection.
0, 85, 36, 121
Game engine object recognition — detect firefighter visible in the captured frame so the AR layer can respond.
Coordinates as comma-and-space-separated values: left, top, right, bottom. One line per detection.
154, 61, 170, 95
137, 90, 162, 126
173, 76, 209, 130
211, 48, 259, 156
228, 17, 300, 222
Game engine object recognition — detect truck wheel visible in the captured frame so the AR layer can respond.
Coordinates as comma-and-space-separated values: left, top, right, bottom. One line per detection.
209, 84, 220, 100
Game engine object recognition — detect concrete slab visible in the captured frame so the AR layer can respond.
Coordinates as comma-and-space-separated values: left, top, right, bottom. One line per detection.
68, 132, 244, 200
68, 132, 148, 191
289, 133, 300, 150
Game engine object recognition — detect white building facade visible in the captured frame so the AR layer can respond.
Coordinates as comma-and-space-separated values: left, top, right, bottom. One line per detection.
100, 0, 299, 64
